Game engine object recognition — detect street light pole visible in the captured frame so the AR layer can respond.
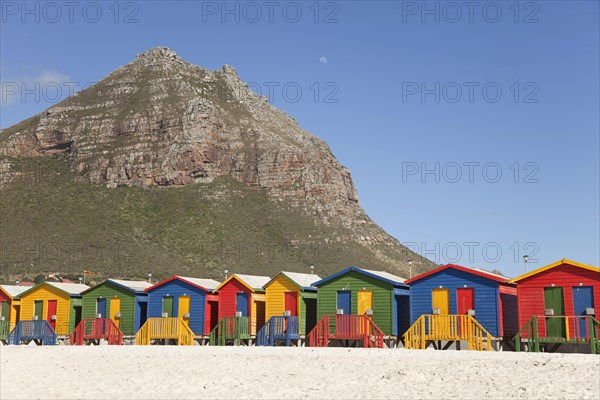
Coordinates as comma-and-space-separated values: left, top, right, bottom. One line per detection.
523, 255, 529, 273
408, 260, 413, 279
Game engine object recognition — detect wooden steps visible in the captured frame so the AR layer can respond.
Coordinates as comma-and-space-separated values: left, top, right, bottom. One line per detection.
70, 318, 123, 345
308, 315, 385, 348
135, 318, 194, 345
403, 314, 492, 351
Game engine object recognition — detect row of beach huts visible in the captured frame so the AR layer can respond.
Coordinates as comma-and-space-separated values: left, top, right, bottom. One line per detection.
0, 258, 598, 353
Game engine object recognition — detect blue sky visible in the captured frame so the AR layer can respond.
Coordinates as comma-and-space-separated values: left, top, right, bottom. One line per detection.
1, 1, 598, 276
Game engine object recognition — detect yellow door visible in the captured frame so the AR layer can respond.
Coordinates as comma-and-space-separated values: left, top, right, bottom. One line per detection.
178, 296, 191, 326
432, 288, 450, 314
110, 298, 121, 328
358, 290, 373, 315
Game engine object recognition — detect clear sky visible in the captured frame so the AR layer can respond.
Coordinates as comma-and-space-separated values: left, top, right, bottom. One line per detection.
1, 1, 598, 276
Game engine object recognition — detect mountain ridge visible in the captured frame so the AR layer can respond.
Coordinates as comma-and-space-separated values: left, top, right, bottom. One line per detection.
0, 47, 434, 282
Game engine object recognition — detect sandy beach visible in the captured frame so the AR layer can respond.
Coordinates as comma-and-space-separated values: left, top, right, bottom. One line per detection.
1, 346, 598, 400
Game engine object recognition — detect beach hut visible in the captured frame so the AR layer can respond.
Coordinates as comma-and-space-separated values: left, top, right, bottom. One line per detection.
403, 264, 517, 350
309, 267, 409, 348
71, 279, 152, 344
264, 272, 321, 334
15, 282, 89, 336
135, 276, 220, 345
80, 279, 152, 335
510, 259, 600, 353
211, 274, 270, 344
0, 285, 28, 342
256, 272, 320, 346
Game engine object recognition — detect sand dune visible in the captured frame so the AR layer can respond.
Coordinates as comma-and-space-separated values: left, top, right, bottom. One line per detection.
1, 346, 598, 399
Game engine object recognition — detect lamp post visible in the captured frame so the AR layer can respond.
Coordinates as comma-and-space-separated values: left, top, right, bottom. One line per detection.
523, 255, 529, 273
224, 269, 229, 280
310, 265, 314, 275
147, 273, 152, 284
408, 259, 413, 279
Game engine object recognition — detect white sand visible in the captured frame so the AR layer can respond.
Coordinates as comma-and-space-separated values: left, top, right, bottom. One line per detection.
1, 346, 599, 399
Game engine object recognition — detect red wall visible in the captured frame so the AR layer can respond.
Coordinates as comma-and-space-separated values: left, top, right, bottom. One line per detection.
0, 290, 11, 321
517, 264, 600, 337
217, 278, 253, 323
204, 294, 219, 335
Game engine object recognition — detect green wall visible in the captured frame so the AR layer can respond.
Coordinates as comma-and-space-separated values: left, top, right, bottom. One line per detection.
298, 291, 317, 335
82, 282, 137, 335
69, 297, 82, 334
316, 271, 394, 335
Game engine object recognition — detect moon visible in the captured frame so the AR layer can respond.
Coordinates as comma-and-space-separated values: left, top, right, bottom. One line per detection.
319, 57, 328, 64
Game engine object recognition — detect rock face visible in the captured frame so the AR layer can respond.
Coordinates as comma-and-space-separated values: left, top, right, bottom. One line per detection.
0, 47, 433, 276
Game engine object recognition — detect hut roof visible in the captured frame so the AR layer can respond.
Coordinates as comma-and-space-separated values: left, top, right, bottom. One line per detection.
509, 259, 599, 284
263, 272, 321, 291
145, 276, 220, 293
215, 274, 271, 292
18, 281, 90, 298
312, 267, 407, 288
405, 264, 510, 284
0, 284, 29, 298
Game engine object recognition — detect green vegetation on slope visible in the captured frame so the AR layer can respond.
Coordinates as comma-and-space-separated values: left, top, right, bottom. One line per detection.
0, 157, 423, 283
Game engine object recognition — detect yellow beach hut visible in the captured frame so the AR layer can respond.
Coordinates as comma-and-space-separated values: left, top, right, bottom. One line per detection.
17, 282, 89, 336
263, 271, 321, 335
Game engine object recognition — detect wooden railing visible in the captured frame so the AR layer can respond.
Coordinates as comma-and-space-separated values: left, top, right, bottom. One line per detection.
307, 315, 385, 348
209, 316, 251, 346
403, 314, 491, 351
0, 320, 11, 341
256, 316, 300, 346
515, 316, 600, 354
70, 318, 123, 345
135, 318, 194, 346
7, 320, 57, 345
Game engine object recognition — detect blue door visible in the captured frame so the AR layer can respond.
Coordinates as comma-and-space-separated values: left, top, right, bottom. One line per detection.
337, 291, 351, 315
96, 298, 106, 318
573, 286, 594, 338
236, 293, 249, 317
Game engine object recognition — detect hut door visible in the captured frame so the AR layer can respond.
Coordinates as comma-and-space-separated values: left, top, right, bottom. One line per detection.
284, 292, 298, 316
47, 300, 57, 330
358, 290, 373, 315
14, 305, 21, 324
162, 296, 174, 317
236, 293, 249, 317
0, 301, 9, 320
110, 298, 121, 328
432, 288, 450, 314
573, 286, 594, 338
34, 301, 43, 320
336, 291, 351, 315
96, 298, 107, 318
178, 296, 191, 326
544, 287, 565, 338
457, 288, 474, 314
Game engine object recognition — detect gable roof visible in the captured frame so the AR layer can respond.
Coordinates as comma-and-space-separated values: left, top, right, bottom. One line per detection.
109, 279, 153, 292
214, 274, 271, 292
312, 267, 407, 288
18, 281, 90, 298
82, 279, 153, 295
264, 272, 321, 291
0, 285, 29, 299
405, 264, 510, 285
509, 258, 600, 284
145, 276, 220, 293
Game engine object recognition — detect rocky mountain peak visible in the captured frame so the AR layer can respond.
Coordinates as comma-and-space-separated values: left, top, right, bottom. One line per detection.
135, 46, 180, 62
0, 47, 434, 277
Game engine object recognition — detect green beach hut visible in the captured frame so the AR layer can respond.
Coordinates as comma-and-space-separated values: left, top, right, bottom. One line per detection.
81, 279, 152, 335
